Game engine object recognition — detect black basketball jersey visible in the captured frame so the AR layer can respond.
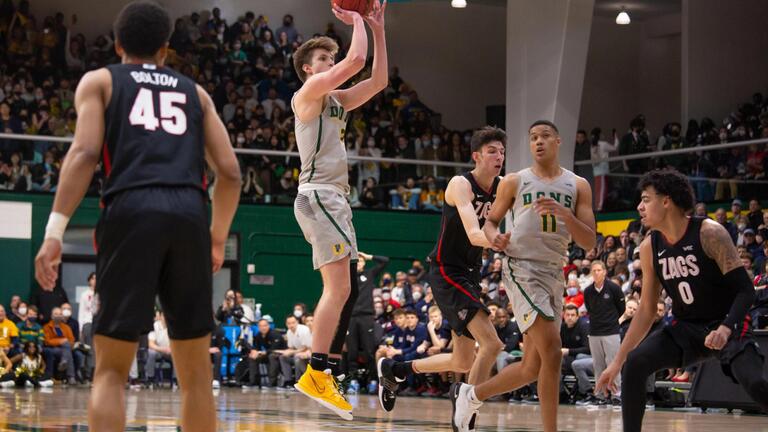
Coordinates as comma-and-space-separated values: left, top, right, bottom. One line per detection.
101, 63, 205, 202
651, 217, 734, 322
429, 173, 500, 271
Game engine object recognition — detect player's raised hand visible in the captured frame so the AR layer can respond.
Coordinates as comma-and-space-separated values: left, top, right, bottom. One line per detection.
364, 0, 387, 31
594, 362, 620, 397
332, 5, 363, 26
491, 232, 511, 251
35, 239, 62, 291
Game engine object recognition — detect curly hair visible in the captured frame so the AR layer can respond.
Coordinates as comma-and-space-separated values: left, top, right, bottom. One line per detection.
638, 168, 695, 212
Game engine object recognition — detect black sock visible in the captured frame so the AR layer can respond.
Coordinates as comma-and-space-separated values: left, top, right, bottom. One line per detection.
327, 358, 341, 376
392, 361, 414, 380
311, 353, 328, 372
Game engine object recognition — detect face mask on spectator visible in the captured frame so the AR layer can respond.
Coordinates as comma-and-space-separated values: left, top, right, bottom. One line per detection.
53, 316, 63, 323
581, 267, 590, 276
375, 306, 384, 316
27, 316, 37, 323
568, 273, 577, 281
738, 223, 747, 231
566, 287, 579, 297
237, 137, 245, 144
382, 277, 391, 285
293, 309, 303, 318
62, 309, 72, 318
18, 307, 27, 315
382, 292, 391, 301
412, 292, 422, 302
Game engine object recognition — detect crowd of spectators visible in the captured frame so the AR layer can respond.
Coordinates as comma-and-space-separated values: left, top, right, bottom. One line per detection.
0, 1, 459, 212
575, 93, 768, 212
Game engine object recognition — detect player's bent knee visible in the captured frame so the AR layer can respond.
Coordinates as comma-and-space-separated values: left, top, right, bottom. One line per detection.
452, 356, 474, 373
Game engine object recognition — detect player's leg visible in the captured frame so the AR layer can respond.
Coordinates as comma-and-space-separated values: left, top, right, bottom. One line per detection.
169, 335, 215, 432
311, 256, 351, 365
465, 310, 505, 385
621, 329, 684, 432
378, 332, 475, 412
159, 188, 219, 431
522, 316, 561, 432
728, 344, 768, 410
88, 336, 138, 431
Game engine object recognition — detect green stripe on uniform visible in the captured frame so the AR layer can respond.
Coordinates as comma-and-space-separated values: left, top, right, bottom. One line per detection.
507, 259, 555, 321
308, 117, 323, 182
313, 190, 351, 246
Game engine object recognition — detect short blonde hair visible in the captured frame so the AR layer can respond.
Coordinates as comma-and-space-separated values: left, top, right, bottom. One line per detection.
428, 305, 441, 315
293, 36, 339, 82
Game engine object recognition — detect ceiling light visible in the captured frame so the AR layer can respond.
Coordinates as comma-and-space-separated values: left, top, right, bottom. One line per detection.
451, 0, 467, 8
616, 8, 631, 25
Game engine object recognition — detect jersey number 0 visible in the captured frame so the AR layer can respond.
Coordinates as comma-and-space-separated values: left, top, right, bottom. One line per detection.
129, 88, 188, 135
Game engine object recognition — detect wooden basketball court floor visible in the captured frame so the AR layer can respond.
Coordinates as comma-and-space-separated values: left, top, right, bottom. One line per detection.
0, 387, 766, 431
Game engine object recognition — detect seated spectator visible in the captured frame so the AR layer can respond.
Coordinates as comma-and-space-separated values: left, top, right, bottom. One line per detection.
375, 309, 407, 363
564, 279, 584, 308
275, 314, 312, 388
7, 296, 21, 319
235, 291, 255, 323
43, 306, 79, 383
360, 177, 386, 209
560, 304, 591, 401
425, 306, 451, 357
246, 318, 285, 388
13, 341, 52, 388
419, 176, 445, 212
494, 307, 522, 373
29, 280, 69, 324
389, 177, 421, 210
618, 298, 639, 339
15, 305, 43, 359
146, 312, 173, 383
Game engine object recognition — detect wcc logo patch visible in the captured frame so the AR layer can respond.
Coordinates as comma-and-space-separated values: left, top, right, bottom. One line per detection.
332, 243, 345, 256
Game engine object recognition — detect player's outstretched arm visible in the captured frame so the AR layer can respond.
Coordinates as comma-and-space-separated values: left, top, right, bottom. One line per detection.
483, 174, 517, 251
595, 238, 659, 396
332, 0, 388, 111
446, 176, 494, 249
35, 68, 110, 290
198, 85, 241, 273
701, 219, 756, 349
294, 8, 367, 116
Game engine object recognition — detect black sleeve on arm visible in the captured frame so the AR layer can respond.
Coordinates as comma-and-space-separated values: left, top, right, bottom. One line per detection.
722, 267, 757, 332
614, 283, 626, 316
370, 255, 390, 279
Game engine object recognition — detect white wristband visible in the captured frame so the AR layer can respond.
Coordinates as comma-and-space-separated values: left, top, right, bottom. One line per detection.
44, 212, 70, 242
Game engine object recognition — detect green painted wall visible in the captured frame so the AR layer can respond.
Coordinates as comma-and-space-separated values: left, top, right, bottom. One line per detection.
0, 193, 440, 316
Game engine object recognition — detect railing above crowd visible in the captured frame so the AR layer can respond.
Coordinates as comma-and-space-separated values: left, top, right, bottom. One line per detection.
0, 133, 472, 212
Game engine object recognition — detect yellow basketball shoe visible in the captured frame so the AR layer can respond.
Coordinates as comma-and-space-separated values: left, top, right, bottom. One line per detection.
294, 364, 353, 420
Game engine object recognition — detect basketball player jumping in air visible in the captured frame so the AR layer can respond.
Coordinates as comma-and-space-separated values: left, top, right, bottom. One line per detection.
595, 169, 768, 432
377, 127, 507, 431
451, 121, 597, 432
291, 0, 387, 420
34, 2, 241, 431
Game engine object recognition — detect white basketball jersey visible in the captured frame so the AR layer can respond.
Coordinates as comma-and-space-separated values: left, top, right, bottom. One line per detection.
505, 167, 579, 266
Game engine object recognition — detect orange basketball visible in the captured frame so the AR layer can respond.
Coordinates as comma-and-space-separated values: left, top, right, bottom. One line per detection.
331, 0, 373, 16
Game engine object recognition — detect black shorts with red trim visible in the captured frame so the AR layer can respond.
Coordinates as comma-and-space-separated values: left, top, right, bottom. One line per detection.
665, 317, 763, 382
427, 263, 488, 340
93, 186, 214, 342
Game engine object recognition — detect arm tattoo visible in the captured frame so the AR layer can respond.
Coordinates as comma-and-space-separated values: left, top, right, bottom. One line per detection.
701, 221, 742, 274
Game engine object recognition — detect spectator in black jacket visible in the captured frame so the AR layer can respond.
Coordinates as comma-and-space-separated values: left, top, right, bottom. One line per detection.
583, 260, 625, 403
29, 284, 68, 324
210, 325, 227, 388
494, 307, 522, 373
715, 208, 738, 244
346, 252, 389, 389
561, 304, 591, 397
246, 319, 286, 387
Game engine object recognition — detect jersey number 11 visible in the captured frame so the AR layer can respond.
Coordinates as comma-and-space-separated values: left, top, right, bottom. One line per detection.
541, 214, 557, 232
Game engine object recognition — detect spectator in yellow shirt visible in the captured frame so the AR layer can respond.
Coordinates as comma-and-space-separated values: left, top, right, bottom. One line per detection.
0, 305, 19, 357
